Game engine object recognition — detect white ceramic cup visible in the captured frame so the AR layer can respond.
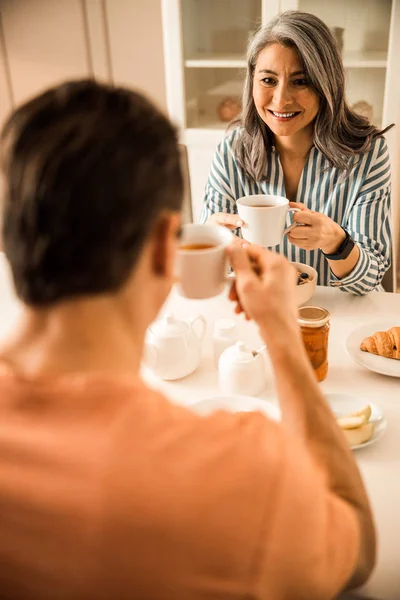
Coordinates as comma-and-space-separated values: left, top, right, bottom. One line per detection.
176, 224, 233, 299
237, 194, 301, 247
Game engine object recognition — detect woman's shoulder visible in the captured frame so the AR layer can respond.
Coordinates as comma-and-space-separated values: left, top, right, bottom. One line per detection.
216, 127, 244, 154
364, 135, 389, 163
346, 135, 390, 175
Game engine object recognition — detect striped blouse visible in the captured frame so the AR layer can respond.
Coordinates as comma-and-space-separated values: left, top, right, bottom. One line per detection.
200, 129, 392, 295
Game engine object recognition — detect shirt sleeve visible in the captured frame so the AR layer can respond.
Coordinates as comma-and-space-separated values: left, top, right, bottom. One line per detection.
329, 137, 392, 295
256, 426, 360, 600
199, 133, 239, 227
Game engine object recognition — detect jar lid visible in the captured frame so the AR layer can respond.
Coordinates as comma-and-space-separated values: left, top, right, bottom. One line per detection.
221, 341, 255, 364
149, 313, 188, 337
214, 318, 237, 338
297, 306, 330, 328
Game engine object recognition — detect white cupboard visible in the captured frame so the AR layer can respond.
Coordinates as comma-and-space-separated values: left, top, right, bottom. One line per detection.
0, 0, 168, 119
0, 0, 93, 108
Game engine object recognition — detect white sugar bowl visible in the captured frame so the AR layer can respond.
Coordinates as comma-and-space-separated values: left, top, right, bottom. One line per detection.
218, 341, 267, 397
143, 313, 206, 380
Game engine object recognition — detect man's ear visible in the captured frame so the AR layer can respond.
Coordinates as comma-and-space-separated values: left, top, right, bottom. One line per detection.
151, 212, 181, 278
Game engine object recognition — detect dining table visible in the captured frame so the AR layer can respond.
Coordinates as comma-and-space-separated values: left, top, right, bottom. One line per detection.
142, 284, 400, 600
0, 254, 398, 599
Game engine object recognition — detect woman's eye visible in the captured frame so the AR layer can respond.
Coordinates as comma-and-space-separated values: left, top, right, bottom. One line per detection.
293, 78, 309, 87
261, 77, 276, 85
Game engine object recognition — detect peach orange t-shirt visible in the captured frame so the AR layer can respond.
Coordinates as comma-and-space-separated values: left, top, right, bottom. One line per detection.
0, 369, 359, 599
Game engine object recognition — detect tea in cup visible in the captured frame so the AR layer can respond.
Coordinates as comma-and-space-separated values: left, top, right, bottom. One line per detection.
176, 224, 233, 299
237, 194, 301, 246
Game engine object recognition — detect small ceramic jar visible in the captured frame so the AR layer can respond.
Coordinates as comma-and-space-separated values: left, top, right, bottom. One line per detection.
218, 341, 267, 397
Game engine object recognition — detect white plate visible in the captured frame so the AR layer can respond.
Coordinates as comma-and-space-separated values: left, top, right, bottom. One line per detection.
345, 321, 400, 378
324, 393, 387, 450
189, 395, 281, 421
190, 393, 386, 451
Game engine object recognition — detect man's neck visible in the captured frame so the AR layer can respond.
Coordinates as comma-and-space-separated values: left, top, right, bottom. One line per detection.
0, 296, 147, 379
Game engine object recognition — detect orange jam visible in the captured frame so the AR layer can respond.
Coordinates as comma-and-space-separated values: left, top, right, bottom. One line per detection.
298, 306, 331, 382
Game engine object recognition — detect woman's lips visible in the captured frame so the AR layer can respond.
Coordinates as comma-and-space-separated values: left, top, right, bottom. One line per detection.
267, 109, 301, 122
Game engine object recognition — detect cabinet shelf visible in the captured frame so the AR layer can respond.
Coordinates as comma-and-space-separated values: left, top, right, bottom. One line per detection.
343, 50, 387, 68
185, 50, 387, 70
185, 54, 246, 68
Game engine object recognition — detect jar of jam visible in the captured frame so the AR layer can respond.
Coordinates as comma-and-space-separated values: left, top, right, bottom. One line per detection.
298, 306, 331, 382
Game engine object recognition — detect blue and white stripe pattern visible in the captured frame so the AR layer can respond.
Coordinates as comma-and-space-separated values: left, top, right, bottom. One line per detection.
200, 129, 392, 295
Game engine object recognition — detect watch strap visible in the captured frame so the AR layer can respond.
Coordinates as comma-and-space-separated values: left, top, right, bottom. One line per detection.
322, 228, 355, 261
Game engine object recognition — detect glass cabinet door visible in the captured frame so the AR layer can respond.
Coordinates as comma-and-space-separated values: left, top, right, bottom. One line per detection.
292, 0, 393, 128
181, 0, 262, 129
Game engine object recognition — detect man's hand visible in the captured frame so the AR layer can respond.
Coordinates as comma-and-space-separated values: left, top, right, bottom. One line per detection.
288, 202, 346, 254
227, 244, 299, 342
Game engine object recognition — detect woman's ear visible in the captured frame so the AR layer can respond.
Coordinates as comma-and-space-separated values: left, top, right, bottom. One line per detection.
151, 212, 181, 278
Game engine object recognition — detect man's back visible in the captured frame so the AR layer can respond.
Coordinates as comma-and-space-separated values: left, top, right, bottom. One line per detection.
0, 366, 358, 600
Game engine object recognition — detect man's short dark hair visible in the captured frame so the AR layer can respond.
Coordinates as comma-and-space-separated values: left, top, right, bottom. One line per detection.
0, 79, 183, 306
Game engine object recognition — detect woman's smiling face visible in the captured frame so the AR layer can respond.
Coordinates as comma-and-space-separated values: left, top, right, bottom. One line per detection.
252, 43, 320, 139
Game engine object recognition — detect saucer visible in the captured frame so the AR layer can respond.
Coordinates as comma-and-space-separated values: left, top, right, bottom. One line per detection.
189, 395, 281, 421
189, 393, 386, 451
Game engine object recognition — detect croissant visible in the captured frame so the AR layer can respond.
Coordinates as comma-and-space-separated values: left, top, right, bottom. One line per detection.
360, 327, 400, 360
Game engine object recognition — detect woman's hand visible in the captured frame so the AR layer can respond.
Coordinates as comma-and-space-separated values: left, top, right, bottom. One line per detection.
206, 212, 244, 231
227, 244, 299, 341
206, 212, 245, 246
288, 202, 346, 254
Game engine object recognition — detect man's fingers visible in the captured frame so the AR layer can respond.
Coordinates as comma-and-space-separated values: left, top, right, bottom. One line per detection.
242, 244, 270, 274
227, 244, 255, 276
230, 234, 245, 246
228, 282, 238, 301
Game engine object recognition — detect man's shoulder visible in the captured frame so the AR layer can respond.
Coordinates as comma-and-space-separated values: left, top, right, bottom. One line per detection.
111, 387, 286, 496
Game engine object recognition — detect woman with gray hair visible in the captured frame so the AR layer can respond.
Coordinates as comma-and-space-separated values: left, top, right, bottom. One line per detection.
201, 11, 393, 295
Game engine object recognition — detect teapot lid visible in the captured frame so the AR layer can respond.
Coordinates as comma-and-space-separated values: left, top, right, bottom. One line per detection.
150, 313, 188, 337
222, 341, 255, 364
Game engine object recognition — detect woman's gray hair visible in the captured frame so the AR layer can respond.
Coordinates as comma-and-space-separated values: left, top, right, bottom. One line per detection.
232, 11, 393, 181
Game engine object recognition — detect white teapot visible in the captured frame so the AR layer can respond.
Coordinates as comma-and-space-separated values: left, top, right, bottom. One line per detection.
143, 313, 206, 380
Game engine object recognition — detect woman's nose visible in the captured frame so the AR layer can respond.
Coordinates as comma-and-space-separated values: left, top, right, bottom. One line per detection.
272, 83, 293, 108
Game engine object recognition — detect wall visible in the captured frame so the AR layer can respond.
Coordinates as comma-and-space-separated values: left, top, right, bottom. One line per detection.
105, 0, 166, 110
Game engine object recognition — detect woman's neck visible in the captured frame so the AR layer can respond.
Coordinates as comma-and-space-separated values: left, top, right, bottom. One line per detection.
274, 128, 314, 161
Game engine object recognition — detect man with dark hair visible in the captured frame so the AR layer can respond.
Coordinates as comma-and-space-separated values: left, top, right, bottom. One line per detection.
0, 80, 375, 599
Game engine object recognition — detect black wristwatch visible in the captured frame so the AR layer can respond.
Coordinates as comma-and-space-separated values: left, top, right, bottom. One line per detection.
322, 227, 355, 261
